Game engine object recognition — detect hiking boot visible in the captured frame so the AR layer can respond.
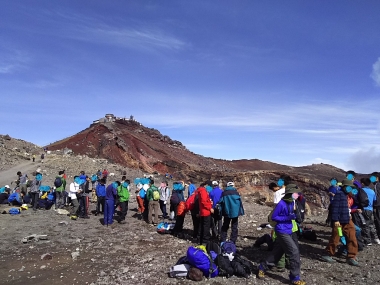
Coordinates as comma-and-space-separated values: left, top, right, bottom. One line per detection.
257, 269, 265, 279
347, 258, 359, 266
271, 266, 285, 272
291, 280, 306, 285
321, 255, 335, 263
374, 239, 380, 244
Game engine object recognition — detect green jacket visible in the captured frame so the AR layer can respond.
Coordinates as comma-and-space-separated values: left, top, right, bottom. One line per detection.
146, 185, 159, 201
117, 185, 130, 202
55, 176, 66, 192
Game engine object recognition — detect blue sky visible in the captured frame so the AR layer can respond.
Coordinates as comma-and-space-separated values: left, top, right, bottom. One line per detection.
1, 1, 380, 173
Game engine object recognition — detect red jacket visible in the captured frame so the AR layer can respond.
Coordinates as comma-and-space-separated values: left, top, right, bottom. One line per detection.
198, 187, 212, 217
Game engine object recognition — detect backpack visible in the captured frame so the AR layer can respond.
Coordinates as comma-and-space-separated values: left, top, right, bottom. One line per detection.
214, 203, 223, 220
54, 177, 63, 188
177, 201, 187, 216
357, 188, 369, 208
221, 241, 237, 255
169, 264, 191, 278
206, 240, 221, 255
186, 246, 218, 278
157, 222, 174, 234
152, 187, 160, 201
233, 254, 254, 276
139, 188, 146, 199
9, 207, 21, 215
91, 174, 98, 182
170, 192, 180, 206
231, 260, 249, 278
214, 254, 234, 277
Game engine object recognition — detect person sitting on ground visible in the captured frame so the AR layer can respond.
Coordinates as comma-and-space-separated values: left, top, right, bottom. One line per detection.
257, 184, 306, 285
8, 188, 23, 206
0, 185, 11, 204
322, 179, 359, 266
218, 182, 244, 244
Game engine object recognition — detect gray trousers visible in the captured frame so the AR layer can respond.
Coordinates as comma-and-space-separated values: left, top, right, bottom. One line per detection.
55, 191, 64, 209
261, 232, 301, 278
362, 210, 379, 244
70, 198, 79, 215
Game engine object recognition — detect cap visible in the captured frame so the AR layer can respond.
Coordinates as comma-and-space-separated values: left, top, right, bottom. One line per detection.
212, 181, 218, 186
341, 179, 354, 187
227, 182, 234, 187
284, 184, 301, 195
5, 185, 9, 188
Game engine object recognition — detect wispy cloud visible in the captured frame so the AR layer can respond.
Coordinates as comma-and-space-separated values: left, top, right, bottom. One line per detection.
0, 49, 29, 74
371, 57, 380, 86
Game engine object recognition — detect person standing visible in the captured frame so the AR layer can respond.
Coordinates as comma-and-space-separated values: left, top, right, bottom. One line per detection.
159, 181, 170, 219
218, 181, 244, 243
361, 177, 380, 245
188, 179, 196, 198
209, 180, 223, 239
79, 176, 91, 219
29, 172, 42, 211
32, 154, 36, 162
16, 171, 28, 195
322, 179, 359, 266
69, 176, 83, 220
198, 182, 214, 245
104, 181, 119, 226
257, 184, 306, 285
95, 178, 106, 216
40, 153, 45, 163
55, 171, 66, 209
146, 180, 160, 225
117, 180, 130, 224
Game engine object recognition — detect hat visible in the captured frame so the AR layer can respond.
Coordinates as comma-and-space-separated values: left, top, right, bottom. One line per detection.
5, 185, 9, 188
341, 179, 354, 187
212, 181, 218, 186
227, 182, 234, 187
284, 184, 300, 195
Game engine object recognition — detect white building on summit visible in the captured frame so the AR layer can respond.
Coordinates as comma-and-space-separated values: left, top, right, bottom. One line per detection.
92, 114, 135, 124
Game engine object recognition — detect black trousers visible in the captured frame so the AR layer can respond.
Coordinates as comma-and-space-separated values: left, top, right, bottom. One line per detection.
192, 214, 200, 238
199, 215, 212, 245
30, 193, 39, 210
159, 200, 168, 218
96, 196, 105, 214
221, 217, 239, 243
119, 201, 128, 221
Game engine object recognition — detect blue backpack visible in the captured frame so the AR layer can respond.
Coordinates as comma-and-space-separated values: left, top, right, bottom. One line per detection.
9, 207, 21, 215
186, 246, 218, 278
91, 174, 98, 182
221, 241, 237, 255
139, 188, 146, 199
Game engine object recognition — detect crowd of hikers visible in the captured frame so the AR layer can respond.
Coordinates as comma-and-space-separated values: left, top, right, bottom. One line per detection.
2, 168, 380, 284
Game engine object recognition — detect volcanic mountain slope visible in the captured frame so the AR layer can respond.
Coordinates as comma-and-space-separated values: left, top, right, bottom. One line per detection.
47, 119, 345, 206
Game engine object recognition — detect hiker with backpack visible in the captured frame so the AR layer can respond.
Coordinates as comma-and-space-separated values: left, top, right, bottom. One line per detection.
257, 184, 306, 285
322, 179, 359, 266
147, 179, 160, 226
209, 181, 223, 239
117, 178, 130, 224
78, 176, 91, 219
95, 178, 106, 216
371, 172, 380, 238
360, 177, 380, 245
170, 181, 185, 220
187, 179, 196, 198
218, 182, 244, 244
30, 172, 43, 211
159, 181, 170, 219
54, 171, 66, 209
326, 177, 340, 225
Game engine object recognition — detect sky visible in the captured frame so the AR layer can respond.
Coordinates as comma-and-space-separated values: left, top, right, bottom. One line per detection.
1, 1, 380, 173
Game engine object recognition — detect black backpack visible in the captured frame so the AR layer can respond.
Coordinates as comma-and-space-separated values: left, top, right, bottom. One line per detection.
215, 254, 234, 277
357, 188, 369, 208
206, 240, 221, 255
54, 177, 63, 188
233, 254, 255, 276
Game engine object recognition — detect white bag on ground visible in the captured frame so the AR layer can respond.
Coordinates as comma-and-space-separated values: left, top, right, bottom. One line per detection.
169, 264, 191, 278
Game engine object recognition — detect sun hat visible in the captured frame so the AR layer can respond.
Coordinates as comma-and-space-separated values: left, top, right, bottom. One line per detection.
284, 184, 301, 195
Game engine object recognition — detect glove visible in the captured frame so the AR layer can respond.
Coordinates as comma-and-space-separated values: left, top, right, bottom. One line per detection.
164, 201, 167, 205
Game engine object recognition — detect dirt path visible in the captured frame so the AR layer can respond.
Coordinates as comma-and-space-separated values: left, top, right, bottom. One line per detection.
0, 160, 42, 187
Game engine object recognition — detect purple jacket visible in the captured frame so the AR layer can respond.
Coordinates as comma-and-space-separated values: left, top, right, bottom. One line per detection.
105, 184, 117, 200
271, 200, 296, 234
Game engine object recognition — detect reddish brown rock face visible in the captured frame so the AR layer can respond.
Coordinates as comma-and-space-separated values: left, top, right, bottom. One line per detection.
47, 119, 345, 207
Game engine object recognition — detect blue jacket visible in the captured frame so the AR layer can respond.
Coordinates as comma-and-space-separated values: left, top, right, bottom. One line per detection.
188, 184, 196, 197
271, 199, 296, 235
330, 189, 350, 224
219, 186, 244, 218
363, 187, 376, 211
8, 192, 22, 204
96, 184, 106, 197
210, 187, 223, 208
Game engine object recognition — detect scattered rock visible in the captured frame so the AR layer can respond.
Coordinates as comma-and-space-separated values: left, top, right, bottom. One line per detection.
41, 253, 53, 260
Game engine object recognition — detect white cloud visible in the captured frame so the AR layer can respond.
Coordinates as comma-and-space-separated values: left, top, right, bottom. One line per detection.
371, 57, 380, 86
346, 147, 380, 173
0, 50, 29, 74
